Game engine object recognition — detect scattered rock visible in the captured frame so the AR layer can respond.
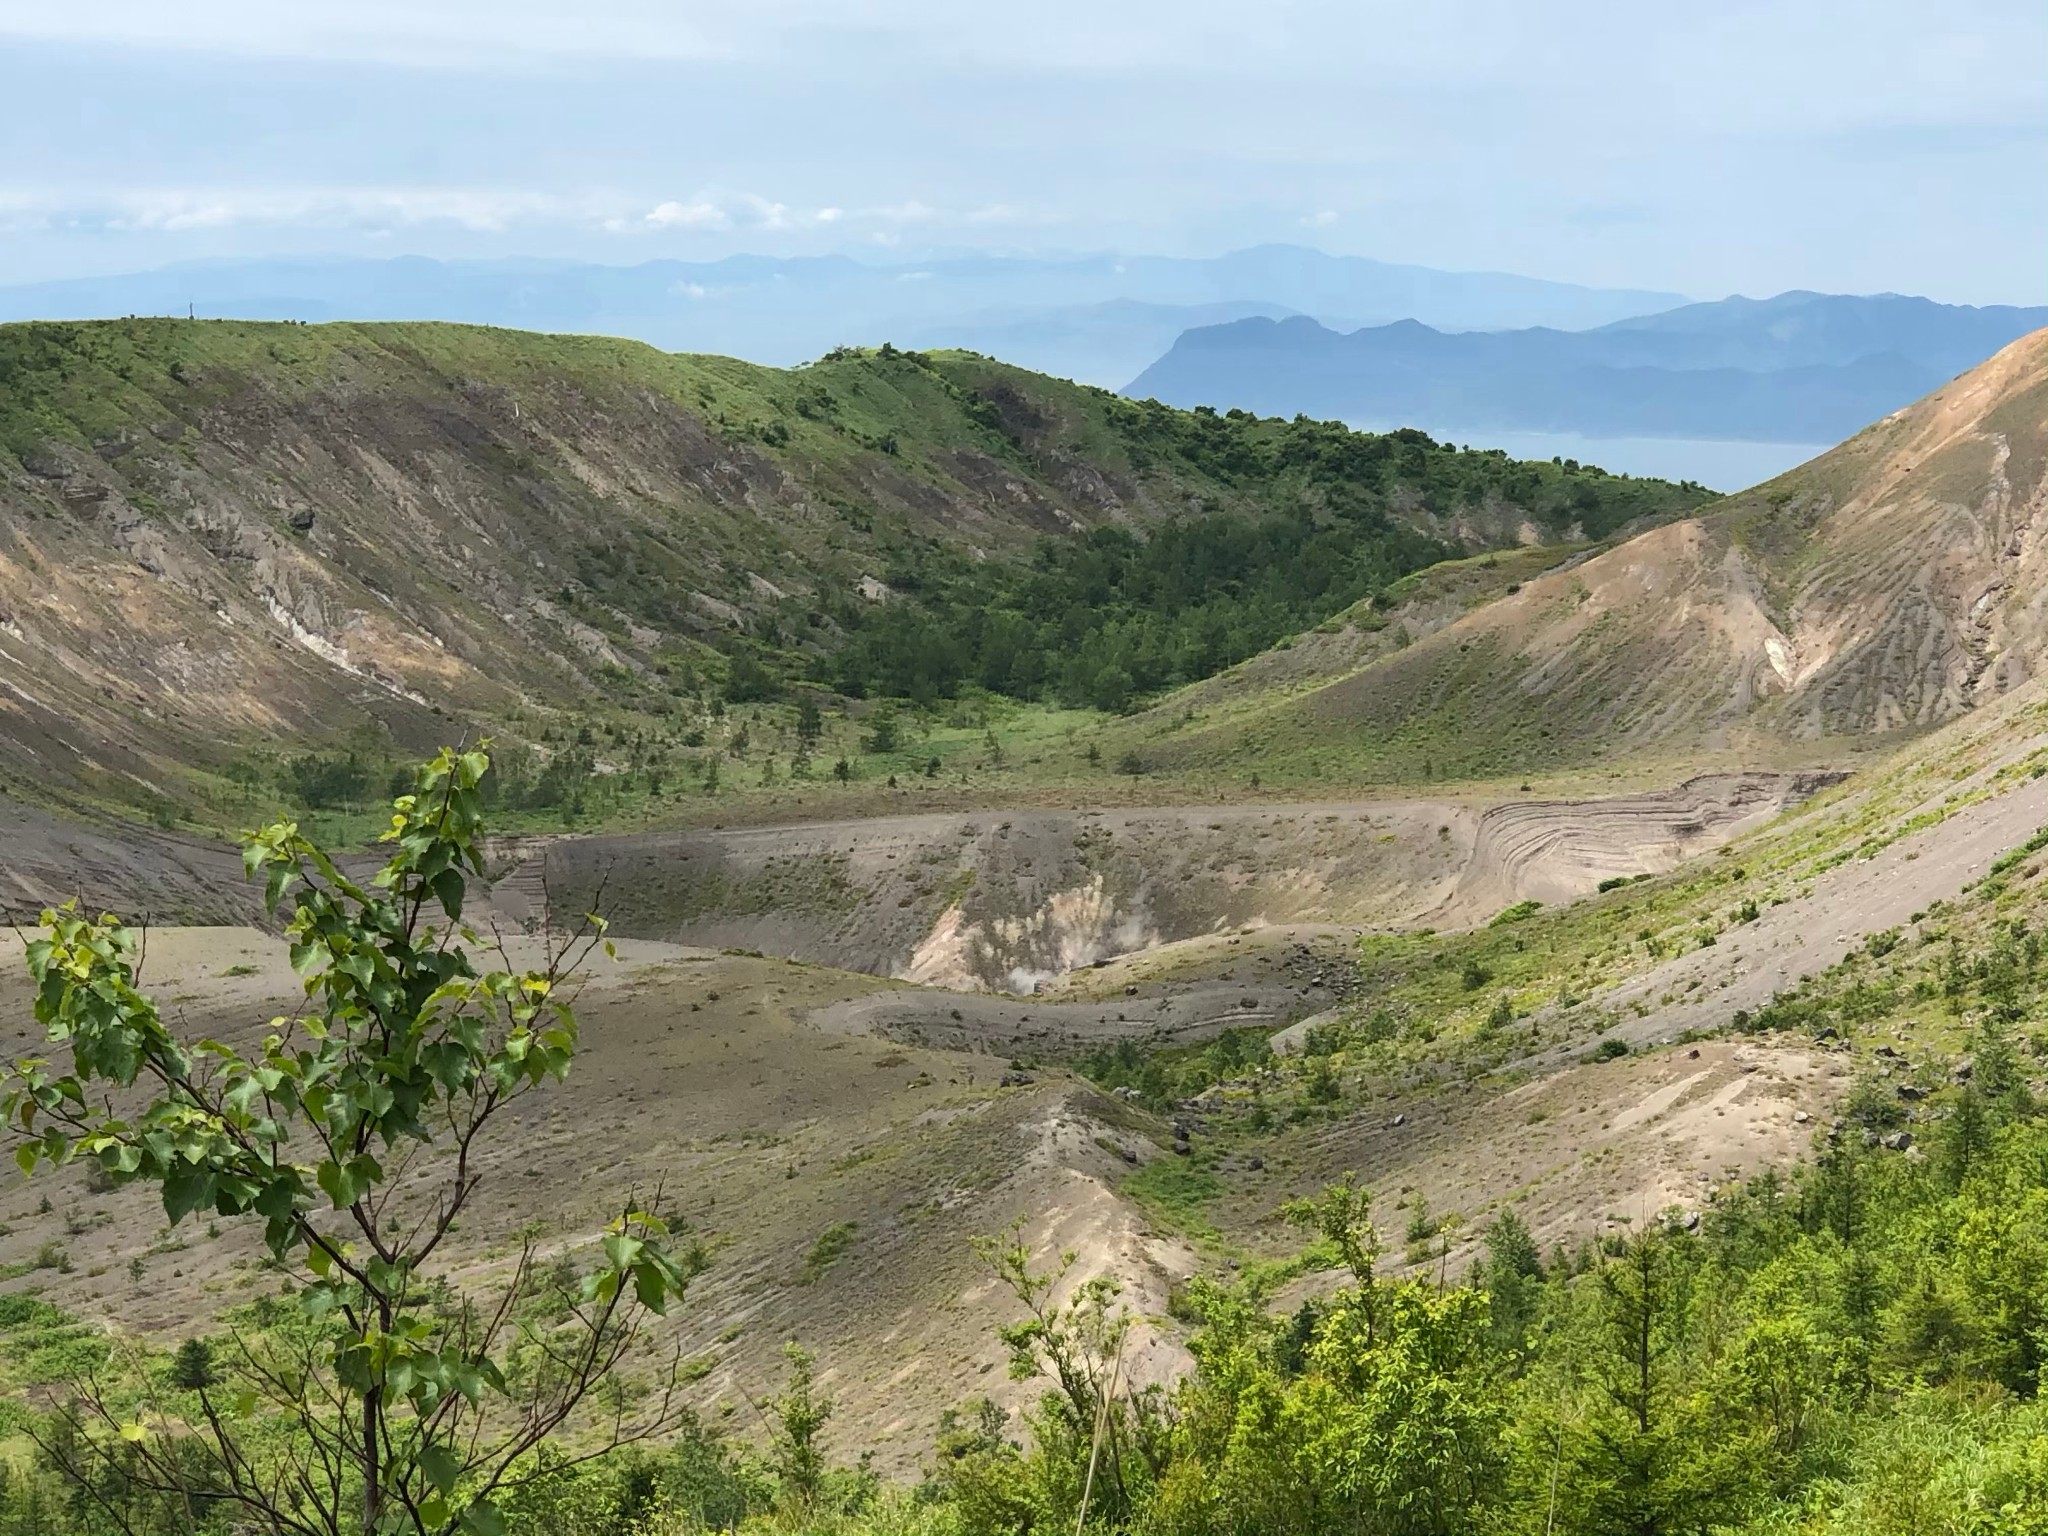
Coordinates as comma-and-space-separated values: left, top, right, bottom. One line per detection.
1120, 1146, 1138, 1165
1881, 1131, 1914, 1152
1793, 1110, 1811, 1124
1390, 1113, 1407, 1128
998, 1072, 1035, 1088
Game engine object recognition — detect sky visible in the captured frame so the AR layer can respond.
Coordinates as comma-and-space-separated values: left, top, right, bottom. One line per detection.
0, 0, 2043, 302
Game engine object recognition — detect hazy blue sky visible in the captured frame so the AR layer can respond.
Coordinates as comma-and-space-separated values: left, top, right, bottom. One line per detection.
0, 0, 2042, 300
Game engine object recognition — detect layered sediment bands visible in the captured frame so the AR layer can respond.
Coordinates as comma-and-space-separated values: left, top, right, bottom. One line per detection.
508, 803, 1468, 988
513, 772, 1831, 991
0, 795, 260, 924
1426, 771, 1842, 927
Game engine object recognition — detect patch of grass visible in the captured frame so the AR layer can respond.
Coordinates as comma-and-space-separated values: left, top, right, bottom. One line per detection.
678, 1354, 720, 1383
1123, 1159, 1225, 1239
798, 1222, 859, 1285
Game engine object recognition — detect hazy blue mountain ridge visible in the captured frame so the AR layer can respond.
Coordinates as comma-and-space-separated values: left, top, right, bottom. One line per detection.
1125, 292, 2048, 442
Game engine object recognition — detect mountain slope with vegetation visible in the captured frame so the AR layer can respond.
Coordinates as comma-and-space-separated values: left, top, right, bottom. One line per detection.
0, 317, 1708, 827
6, 681, 2048, 1535
1117, 326, 2048, 787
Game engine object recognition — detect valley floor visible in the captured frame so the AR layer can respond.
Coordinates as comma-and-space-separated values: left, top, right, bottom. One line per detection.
5, 670, 2048, 1482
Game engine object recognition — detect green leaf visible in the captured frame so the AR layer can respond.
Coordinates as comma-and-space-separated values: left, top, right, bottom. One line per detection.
162, 1165, 215, 1225
633, 1260, 668, 1314
315, 1159, 356, 1209
430, 867, 465, 920
420, 1442, 461, 1497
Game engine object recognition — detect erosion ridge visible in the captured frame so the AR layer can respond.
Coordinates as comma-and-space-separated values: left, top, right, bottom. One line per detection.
507, 771, 1825, 990
1116, 327, 2048, 786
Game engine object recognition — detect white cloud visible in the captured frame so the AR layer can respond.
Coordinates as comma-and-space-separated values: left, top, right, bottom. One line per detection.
734, 193, 794, 230
644, 199, 729, 230
0, 185, 611, 234
640, 193, 878, 233
0, 183, 1059, 246
1301, 209, 1339, 228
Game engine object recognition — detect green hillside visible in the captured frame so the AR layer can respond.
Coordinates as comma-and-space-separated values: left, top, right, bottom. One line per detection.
0, 319, 1708, 826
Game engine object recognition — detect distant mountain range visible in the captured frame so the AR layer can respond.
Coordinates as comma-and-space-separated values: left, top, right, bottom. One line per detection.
0, 246, 1684, 386
1126, 292, 2048, 443
8, 251, 2037, 455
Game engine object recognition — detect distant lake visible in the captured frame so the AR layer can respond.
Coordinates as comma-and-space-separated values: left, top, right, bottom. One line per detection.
1345, 423, 1834, 495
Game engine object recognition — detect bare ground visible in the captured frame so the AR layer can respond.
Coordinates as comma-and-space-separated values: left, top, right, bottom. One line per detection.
0, 914, 1839, 1471
504, 772, 1824, 992
1574, 741, 2048, 1052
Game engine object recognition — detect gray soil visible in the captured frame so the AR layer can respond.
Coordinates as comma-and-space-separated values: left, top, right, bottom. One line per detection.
0, 796, 260, 924
502, 772, 1827, 993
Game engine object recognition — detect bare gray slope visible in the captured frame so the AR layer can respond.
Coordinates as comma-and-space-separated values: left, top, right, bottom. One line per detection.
1584, 748, 2048, 1051
0, 796, 257, 923
514, 774, 1819, 992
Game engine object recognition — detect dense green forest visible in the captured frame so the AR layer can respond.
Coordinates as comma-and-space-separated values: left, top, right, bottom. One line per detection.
821, 512, 1446, 710
813, 412, 1704, 711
